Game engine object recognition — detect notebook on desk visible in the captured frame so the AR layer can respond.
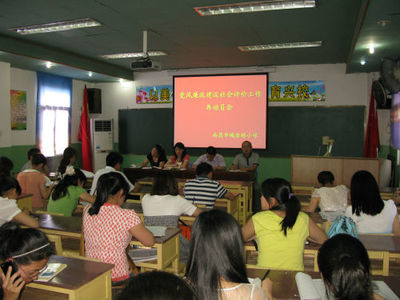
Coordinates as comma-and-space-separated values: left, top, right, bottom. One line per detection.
146, 226, 167, 237
36, 263, 67, 282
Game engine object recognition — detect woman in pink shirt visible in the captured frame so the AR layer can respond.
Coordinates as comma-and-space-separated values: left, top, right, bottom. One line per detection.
83, 172, 154, 282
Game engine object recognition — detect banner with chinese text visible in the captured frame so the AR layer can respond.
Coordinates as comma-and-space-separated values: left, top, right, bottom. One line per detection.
268, 80, 326, 102
10, 90, 27, 130
136, 85, 173, 104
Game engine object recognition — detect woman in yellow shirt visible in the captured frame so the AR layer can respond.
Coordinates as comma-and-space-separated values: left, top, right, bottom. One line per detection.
242, 178, 327, 271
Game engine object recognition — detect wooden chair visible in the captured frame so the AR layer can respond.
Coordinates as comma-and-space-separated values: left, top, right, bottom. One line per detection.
368, 250, 390, 276
46, 234, 64, 255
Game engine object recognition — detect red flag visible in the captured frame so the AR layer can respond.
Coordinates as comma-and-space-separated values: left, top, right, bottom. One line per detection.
363, 86, 380, 158
78, 85, 93, 171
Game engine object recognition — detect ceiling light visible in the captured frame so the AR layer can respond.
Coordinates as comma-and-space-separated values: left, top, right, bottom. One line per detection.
88, 71, 93, 77
238, 41, 322, 51
9, 18, 101, 35
100, 51, 167, 59
369, 43, 375, 54
46, 61, 52, 69
194, 0, 316, 16
360, 59, 366, 65
377, 20, 390, 27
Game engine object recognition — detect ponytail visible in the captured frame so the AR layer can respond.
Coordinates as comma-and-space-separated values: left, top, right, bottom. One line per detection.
261, 178, 300, 236
0, 222, 53, 265
318, 234, 373, 300
52, 168, 86, 201
58, 147, 77, 174
88, 172, 129, 215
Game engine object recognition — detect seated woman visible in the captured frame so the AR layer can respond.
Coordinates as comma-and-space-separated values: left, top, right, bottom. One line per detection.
242, 178, 327, 271
318, 234, 384, 300
58, 147, 93, 179
306, 171, 348, 212
117, 271, 197, 300
140, 144, 167, 168
0, 176, 38, 228
47, 166, 95, 216
186, 209, 272, 300
0, 222, 53, 300
345, 170, 400, 236
83, 172, 154, 283
165, 142, 190, 169
142, 172, 201, 262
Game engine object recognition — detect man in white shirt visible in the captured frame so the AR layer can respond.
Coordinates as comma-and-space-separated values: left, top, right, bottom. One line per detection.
90, 152, 135, 195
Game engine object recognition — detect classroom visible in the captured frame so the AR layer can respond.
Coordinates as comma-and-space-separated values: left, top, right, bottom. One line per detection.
1, 1, 400, 299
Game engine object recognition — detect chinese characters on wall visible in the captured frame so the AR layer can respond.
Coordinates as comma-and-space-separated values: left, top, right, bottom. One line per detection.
268, 80, 326, 102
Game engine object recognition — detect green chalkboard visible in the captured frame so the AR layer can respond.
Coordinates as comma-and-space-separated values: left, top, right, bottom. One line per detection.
119, 106, 365, 157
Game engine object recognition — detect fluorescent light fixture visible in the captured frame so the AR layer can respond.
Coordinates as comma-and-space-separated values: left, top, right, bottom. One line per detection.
238, 41, 322, 51
194, 0, 316, 16
9, 18, 101, 35
100, 51, 167, 59
88, 71, 93, 77
369, 43, 375, 54
45, 61, 52, 69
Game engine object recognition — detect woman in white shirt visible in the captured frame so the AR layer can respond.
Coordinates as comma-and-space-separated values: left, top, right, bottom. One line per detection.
345, 170, 399, 236
0, 176, 38, 228
306, 171, 348, 213
142, 172, 201, 261
186, 209, 272, 300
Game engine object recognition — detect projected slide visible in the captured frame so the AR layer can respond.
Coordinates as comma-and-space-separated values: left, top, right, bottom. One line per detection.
174, 74, 267, 149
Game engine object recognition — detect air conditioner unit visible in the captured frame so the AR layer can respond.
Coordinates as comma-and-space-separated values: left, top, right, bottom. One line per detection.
91, 119, 113, 171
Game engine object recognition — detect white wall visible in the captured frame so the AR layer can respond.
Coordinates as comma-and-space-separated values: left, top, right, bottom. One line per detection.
96, 63, 370, 143
0, 62, 11, 147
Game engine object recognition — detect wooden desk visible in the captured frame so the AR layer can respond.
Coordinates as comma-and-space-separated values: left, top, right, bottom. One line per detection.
130, 227, 180, 273
25, 255, 113, 300
246, 268, 400, 299
33, 213, 82, 239
17, 193, 33, 212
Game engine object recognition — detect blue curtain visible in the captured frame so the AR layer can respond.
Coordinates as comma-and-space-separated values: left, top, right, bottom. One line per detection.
36, 72, 72, 154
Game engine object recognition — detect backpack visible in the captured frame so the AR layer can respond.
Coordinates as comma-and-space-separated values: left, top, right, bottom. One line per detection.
327, 216, 358, 239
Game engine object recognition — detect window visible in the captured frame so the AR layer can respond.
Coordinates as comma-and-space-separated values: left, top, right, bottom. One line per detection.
36, 72, 72, 157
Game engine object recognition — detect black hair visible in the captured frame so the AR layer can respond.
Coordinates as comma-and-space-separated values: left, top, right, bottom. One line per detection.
186, 210, 249, 300
196, 162, 213, 177
317, 171, 334, 186
0, 156, 14, 177
261, 178, 300, 236
206, 146, 216, 156
27, 148, 40, 160
52, 168, 86, 201
0, 176, 22, 197
118, 271, 197, 300
173, 142, 187, 161
58, 147, 77, 175
31, 153, 47, 166
106, 152, 123, 167
151, 172, 178, 196
88, 172, 129, 215
152, 144, 167, 161
350, 170, 384, 216
0, 222, 53, 265
318, 234, 373, 300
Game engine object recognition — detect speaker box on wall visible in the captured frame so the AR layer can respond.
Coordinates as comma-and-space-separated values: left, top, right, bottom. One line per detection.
87, 88, 102, 114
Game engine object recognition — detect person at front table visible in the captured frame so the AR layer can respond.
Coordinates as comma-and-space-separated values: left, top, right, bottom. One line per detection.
140, 144, 167, 169
230, 140, 261, 212
83, 172, 154, 283
90, 151, 138, 195
192, 146, 226, 171
230, 140, 259, 172
164, 142, 190, 169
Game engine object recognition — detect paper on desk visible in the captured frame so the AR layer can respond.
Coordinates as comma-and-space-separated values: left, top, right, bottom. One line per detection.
146, 226, 167, 237
36, 263, 67, 282
295, 272, 324, 300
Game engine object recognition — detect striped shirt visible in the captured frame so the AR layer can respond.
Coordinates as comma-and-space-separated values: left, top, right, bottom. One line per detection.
183, 176, 227, 207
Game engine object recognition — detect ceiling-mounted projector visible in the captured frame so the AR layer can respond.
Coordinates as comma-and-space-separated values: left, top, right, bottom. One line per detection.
131, 57, 152, 69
